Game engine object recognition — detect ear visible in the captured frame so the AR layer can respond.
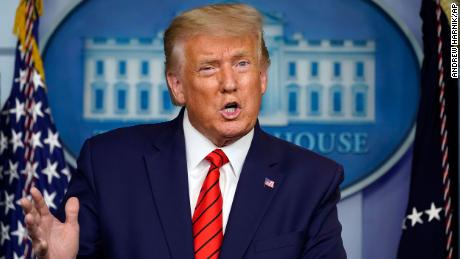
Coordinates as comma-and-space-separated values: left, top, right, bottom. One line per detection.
166, 70, 186, 105
259, 68, 268, 95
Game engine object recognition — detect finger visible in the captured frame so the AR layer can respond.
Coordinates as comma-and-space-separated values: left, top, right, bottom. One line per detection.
22, 199, 40, 226
20, 197, 34, 214
24, 213, 41, 241
21, 197, 49, 257
65, 197, 80, 226
23, 200, 48, 257
30, 187, 50, 216
33, 239, 48, 258
21, 199, 40, 229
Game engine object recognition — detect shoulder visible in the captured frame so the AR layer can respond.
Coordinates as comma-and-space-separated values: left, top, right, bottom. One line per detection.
263, 130, 341, 171
80, 120, 176, 157
94, 120, 173, 144
260, 130, 344, 188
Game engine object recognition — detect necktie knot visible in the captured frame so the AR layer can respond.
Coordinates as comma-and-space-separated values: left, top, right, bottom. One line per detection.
205, 149, 229, 168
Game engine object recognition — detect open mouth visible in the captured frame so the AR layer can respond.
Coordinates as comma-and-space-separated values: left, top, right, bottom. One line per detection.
223, 102, 239, 113
220, 102, 241, 119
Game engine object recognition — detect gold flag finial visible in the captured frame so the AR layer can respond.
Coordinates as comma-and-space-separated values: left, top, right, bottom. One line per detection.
12, 0, 46, 85
440, 0, 459, 27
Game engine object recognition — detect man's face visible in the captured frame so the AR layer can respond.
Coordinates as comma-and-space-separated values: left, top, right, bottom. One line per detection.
167, 34, 267, 146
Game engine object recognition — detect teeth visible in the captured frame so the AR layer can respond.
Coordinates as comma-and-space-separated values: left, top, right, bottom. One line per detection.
225, 107, 236, 113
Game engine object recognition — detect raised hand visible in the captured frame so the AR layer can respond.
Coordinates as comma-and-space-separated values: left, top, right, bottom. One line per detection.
20, 187, 80, 259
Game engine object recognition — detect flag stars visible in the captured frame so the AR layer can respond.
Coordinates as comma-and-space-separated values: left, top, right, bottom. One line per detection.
14, 68, 27, 91
407, 207, 423, 226
61, 167, 71, 182
11, 221, 28, 245
44, 129, 61, 154
13, 252, 25, 259
10, 129, 24, 153
31, 131, 44, 149
33, 69, 45, 90
0, 222, 10, 245
6, 160, 19, 184
401, 218, 407, 230
9, 98, 25, 123
402, 202, 446, 230
2, 21, 70, 258
43, 190, 57, 210
31, 101, 44, 122
425, 202, 442, 222
3, 191, 16, 215
42, 159, 60, 184
21, 161, 39, 182
0, 132, 7, 155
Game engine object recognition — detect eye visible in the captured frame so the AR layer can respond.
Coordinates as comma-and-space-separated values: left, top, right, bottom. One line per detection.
199, 66, 214, 71
198, 65, 216, 76
237, 60, 250, 67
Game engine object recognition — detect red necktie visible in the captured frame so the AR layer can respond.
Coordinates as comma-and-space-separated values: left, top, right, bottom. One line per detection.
192, 149, 229, 259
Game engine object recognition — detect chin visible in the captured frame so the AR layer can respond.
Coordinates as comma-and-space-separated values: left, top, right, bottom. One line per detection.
219, 124, 250, 139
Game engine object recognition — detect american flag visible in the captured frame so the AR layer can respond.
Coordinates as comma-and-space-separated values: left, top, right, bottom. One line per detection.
264, 178, 275, 189
397, 0, 458, 258
0, 0, 71, 258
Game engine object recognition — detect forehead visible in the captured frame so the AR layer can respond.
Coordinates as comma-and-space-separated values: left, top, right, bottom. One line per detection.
183, 34, 258, 60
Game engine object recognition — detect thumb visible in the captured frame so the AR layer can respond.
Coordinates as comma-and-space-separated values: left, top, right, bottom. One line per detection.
65, 197, 80, 226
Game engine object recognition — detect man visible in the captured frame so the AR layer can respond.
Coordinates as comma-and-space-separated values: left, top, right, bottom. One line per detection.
21, 3, 346, 259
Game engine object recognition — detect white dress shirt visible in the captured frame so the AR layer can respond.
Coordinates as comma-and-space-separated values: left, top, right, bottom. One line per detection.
183, 109, 254, 233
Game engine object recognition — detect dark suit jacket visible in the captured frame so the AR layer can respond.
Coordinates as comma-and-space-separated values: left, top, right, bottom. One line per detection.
58, 110, 346, 258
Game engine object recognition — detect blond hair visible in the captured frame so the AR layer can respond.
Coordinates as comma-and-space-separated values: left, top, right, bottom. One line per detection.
163, 3, 270, 72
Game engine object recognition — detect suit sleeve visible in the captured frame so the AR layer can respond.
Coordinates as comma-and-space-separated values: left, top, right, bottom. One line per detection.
302, 164, 347, 259
56, 139, 104, 258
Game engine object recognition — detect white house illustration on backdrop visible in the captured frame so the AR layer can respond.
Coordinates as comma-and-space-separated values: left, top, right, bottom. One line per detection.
83, 12, 376, 125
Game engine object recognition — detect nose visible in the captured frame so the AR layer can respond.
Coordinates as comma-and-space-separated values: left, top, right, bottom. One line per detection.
220, 64, 237, 93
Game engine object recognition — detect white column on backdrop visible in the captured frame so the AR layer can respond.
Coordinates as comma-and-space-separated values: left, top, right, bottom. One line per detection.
338, 193, 362, 259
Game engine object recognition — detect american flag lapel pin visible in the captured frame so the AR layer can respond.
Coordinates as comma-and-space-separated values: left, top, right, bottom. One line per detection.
264, 177, 275, 189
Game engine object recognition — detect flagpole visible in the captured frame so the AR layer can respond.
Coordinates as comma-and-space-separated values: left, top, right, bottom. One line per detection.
0, 0, 72, 257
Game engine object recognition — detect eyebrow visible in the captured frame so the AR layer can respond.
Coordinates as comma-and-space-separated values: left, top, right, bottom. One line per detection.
197, 59, 220, 66
231, 50, 251, 59
196, 50, 252, 65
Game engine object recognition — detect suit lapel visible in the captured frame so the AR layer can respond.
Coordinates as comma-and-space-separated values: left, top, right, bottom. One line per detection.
143, 110, 195, 259
220, 125, 284, 259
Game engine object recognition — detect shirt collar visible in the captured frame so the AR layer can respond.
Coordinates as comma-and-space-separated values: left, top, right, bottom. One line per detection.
183, 109, 254, 177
